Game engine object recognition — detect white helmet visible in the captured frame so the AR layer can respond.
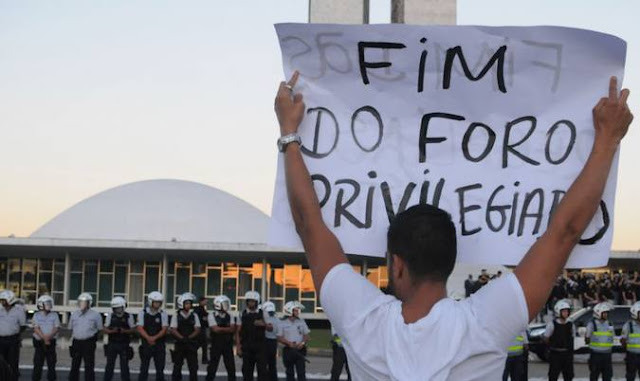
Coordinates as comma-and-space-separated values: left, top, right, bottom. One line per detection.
111, 296, 127, 309
177, 292, 196, 310
262, 301, 276, 313
213, 295, 231, 312
77, 293, 93, 307
554, 300, 571, 317
284, 301, 305, 317
37, 295, 54, 311
0, 290, 16, 305
631, 301, 640, 320
245, 291, 260, 303
148, 291, 164, 303
593, 302, 612, 319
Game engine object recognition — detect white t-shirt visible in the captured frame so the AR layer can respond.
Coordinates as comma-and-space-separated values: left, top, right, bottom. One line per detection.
320, 264, 529, 381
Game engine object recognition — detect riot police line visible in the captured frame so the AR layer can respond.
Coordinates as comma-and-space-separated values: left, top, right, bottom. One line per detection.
0, 289, 315, 381
501, 300, 640, 381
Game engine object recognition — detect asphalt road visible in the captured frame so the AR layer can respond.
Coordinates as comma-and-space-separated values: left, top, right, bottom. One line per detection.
15, 360, 633, 381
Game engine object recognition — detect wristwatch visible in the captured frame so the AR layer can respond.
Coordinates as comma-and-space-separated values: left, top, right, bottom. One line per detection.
277, 133, 302, 152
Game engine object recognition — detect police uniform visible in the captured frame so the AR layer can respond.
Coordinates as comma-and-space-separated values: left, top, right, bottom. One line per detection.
587, 318, 614, 381
206, 311, 237, 381
622, 320, 640, 380
68, 308, 103, 381
277, 316, 310, 381
104, 311, 135, 381
170, 310, 201, 381
137, 307, 169, 381
502, 332, 528, 381
32, 310, 61, 381
0, 304, 26, 380
194, 304, 209, 364
545, 318, 575, 381
264, 313, 279, 381
239, 308, 268, 381
330, 331, 351, 381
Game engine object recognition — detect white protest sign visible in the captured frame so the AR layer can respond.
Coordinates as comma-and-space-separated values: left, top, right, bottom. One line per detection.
268, 23, 626, 267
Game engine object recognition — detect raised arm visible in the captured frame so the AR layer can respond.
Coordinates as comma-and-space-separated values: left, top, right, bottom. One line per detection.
514, 77, 633, 321
274, 72, 348, 291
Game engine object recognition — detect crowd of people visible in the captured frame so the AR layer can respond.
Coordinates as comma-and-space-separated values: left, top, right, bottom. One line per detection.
463, 269, 503, 297
465, 269, 640, 310
547, 270, 640, 310
0, 289, 351, 381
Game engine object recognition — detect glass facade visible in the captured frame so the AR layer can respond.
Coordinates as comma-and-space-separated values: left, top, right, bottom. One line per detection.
0, 258, 66, 305
0, 256, 388, 314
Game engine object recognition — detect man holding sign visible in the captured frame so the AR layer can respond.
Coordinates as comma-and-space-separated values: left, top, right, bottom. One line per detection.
274, 65, 631, 380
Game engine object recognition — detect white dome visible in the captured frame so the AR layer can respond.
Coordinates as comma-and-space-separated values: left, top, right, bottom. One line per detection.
31, 179, 268, 244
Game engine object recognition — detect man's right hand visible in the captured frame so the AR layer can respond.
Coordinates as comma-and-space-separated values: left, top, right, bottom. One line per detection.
275, 71, 305, 136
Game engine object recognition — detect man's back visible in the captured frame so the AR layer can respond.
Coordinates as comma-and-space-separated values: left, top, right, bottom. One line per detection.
321, 264, 528, 380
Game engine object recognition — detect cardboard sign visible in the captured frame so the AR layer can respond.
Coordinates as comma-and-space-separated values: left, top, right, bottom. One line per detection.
269, 23, 626, 267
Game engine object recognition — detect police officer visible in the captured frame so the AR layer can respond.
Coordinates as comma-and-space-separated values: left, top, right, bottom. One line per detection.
206, 295, 236, 381
330, 327, 350, 381
0, 290, 26, 381
32, 295, 60, 381
104, 296, 135, 381
277, 301, 310, 381
69, 292, 103, 381
503, 331, 528, 381
194, 296, 210, 364
236, 290, 268, 381
262, 301, 279, 381
137, 291, 169, 381
586, 302, 614, 381
544, 299, 575, 381
622, 301, 640, 381
170, 292, 201, 381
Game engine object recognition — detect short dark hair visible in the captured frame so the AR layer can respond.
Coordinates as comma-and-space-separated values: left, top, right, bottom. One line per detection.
387, 204, 457, 283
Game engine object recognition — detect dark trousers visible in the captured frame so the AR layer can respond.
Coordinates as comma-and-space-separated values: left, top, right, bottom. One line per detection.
207, 341, 236, 381
502, 354, 526, 381
198, 332, 209, 364
33, 338, 57, 381
171, 342, 199, 381
626, 352, 640, 381
265, 339, 278, 381
0, 335, 20, 381
549, 350, 574, 381
330, 344, 351, 381
282, 347, 306, 381
105, 342, 130, 381
69, 338, 97, 381
589, 352, 613, 381
138, 342, 166, 381
241, 342, 267, 381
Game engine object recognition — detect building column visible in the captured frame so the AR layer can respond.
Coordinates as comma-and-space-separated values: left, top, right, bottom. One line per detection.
261, 257, 267, 303
391, 0, 456, 24
309, 0, 369, 23
161, 253, 168, 298
362, 259, 368, 277
62, 251, 71, 324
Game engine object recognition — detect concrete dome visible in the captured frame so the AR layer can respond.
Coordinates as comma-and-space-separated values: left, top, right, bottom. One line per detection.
31, 179, 268, 243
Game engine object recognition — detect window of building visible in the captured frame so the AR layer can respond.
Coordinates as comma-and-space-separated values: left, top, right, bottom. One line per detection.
129, 261, 144, 307
0, 257, 7, 290
367, 265, 389, 289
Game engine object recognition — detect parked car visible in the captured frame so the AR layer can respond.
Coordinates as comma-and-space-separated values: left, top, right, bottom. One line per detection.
527, 305, 631, 361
